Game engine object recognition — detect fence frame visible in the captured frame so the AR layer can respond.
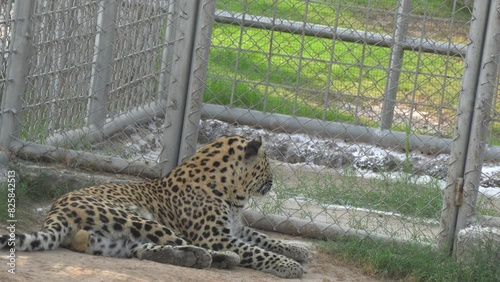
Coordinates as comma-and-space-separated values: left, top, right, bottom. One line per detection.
0, 0, 34, 151
159, 0, 215, 175
438, 0, 500, 253
380, 0, 412, 130
451, 0, 500, 252
87, 0, 118, 136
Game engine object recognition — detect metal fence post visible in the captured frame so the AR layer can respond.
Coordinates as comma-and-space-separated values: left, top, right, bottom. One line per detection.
159, 0, 215, 173
379, 0, 412, 130
87, 0, 117, 133
177, 0, 216, 164
159, 0, 207, 175
453, 0, 500, 250
0, 0, 34, 151
437, 0, 493, 253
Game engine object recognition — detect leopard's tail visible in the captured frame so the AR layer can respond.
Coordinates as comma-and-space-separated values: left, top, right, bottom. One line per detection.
1, 222, 68, 251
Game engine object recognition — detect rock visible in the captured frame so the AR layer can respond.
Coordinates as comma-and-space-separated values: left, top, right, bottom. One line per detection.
314, 152, 353, 168
266, 142, 289, 162
455, 226, 500, 264
195, 119, 497, 186
410, 158, 449, 179
481, 171, 500, 188
284, 151, 306, 164
353, 154, 401, 172
198, 119, 270, 144
198, 119, 231, 144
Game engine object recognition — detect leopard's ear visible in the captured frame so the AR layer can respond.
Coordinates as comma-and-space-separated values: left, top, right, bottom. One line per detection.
245, 136, 263, 159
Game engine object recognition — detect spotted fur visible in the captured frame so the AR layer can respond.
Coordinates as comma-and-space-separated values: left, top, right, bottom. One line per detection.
1, 135, 308, 278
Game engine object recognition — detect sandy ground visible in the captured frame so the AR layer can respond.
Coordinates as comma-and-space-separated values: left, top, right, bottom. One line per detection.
0, 232, 381, 282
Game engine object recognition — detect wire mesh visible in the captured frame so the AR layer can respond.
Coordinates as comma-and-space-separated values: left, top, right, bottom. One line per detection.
0, 0, 14, 100
6, 0, 181, 169
202, 0, 478, 244
26, 1, 97, 136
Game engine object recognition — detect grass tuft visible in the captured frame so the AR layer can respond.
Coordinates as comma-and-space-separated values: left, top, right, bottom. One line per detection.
317, 237, 500, 282
0, 169, 97, 223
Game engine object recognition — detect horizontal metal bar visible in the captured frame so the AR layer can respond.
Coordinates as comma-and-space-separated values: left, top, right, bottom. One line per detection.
243, 210, 435, 247
108, 73, 157, 94
22, 95, 90, 109
32, 33, 98, 46
10, 140, 160, 178
117, 13, 168, 29
214, 10, 467, 57
46, 101, 163, 147
32, 2, 97, 17
113, 44, 170, 62
202, 104, 500, 161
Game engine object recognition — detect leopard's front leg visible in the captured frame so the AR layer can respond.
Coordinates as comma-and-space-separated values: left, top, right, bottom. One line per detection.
237, 226, 309, 262
213, 234, 304, 279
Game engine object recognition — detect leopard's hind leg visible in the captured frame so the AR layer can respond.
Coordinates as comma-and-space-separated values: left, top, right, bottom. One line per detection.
72, 229, 211, 269
71, 222, 239, 269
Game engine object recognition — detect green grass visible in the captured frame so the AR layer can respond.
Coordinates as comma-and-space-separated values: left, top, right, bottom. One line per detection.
272, 170, 444, 219
208, 24, 465, 100
215, 0, 472, 28
204, 78, 358, 123
317, 237, 500, 281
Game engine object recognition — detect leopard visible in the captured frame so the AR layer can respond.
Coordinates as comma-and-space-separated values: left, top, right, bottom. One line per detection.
0, 135, 308, 278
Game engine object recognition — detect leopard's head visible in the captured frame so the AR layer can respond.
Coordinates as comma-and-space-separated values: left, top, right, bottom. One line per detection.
238, 136, 273, 198
184, 135, 273, 204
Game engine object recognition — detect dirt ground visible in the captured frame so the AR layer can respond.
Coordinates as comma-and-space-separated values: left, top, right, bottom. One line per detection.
0, 231, 381, 282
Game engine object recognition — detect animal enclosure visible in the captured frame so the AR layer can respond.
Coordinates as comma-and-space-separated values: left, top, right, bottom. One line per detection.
1, 0, 499, 258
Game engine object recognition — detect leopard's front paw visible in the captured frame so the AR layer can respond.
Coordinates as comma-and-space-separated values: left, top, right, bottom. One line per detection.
138, 245, 212, 269
281, 244, 309, 262
208, 250, 240, 269
267, 259, 304, 279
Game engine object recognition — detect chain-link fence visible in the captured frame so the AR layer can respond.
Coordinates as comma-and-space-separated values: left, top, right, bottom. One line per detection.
1, 0, 499, 257
0, 0, 13, 101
